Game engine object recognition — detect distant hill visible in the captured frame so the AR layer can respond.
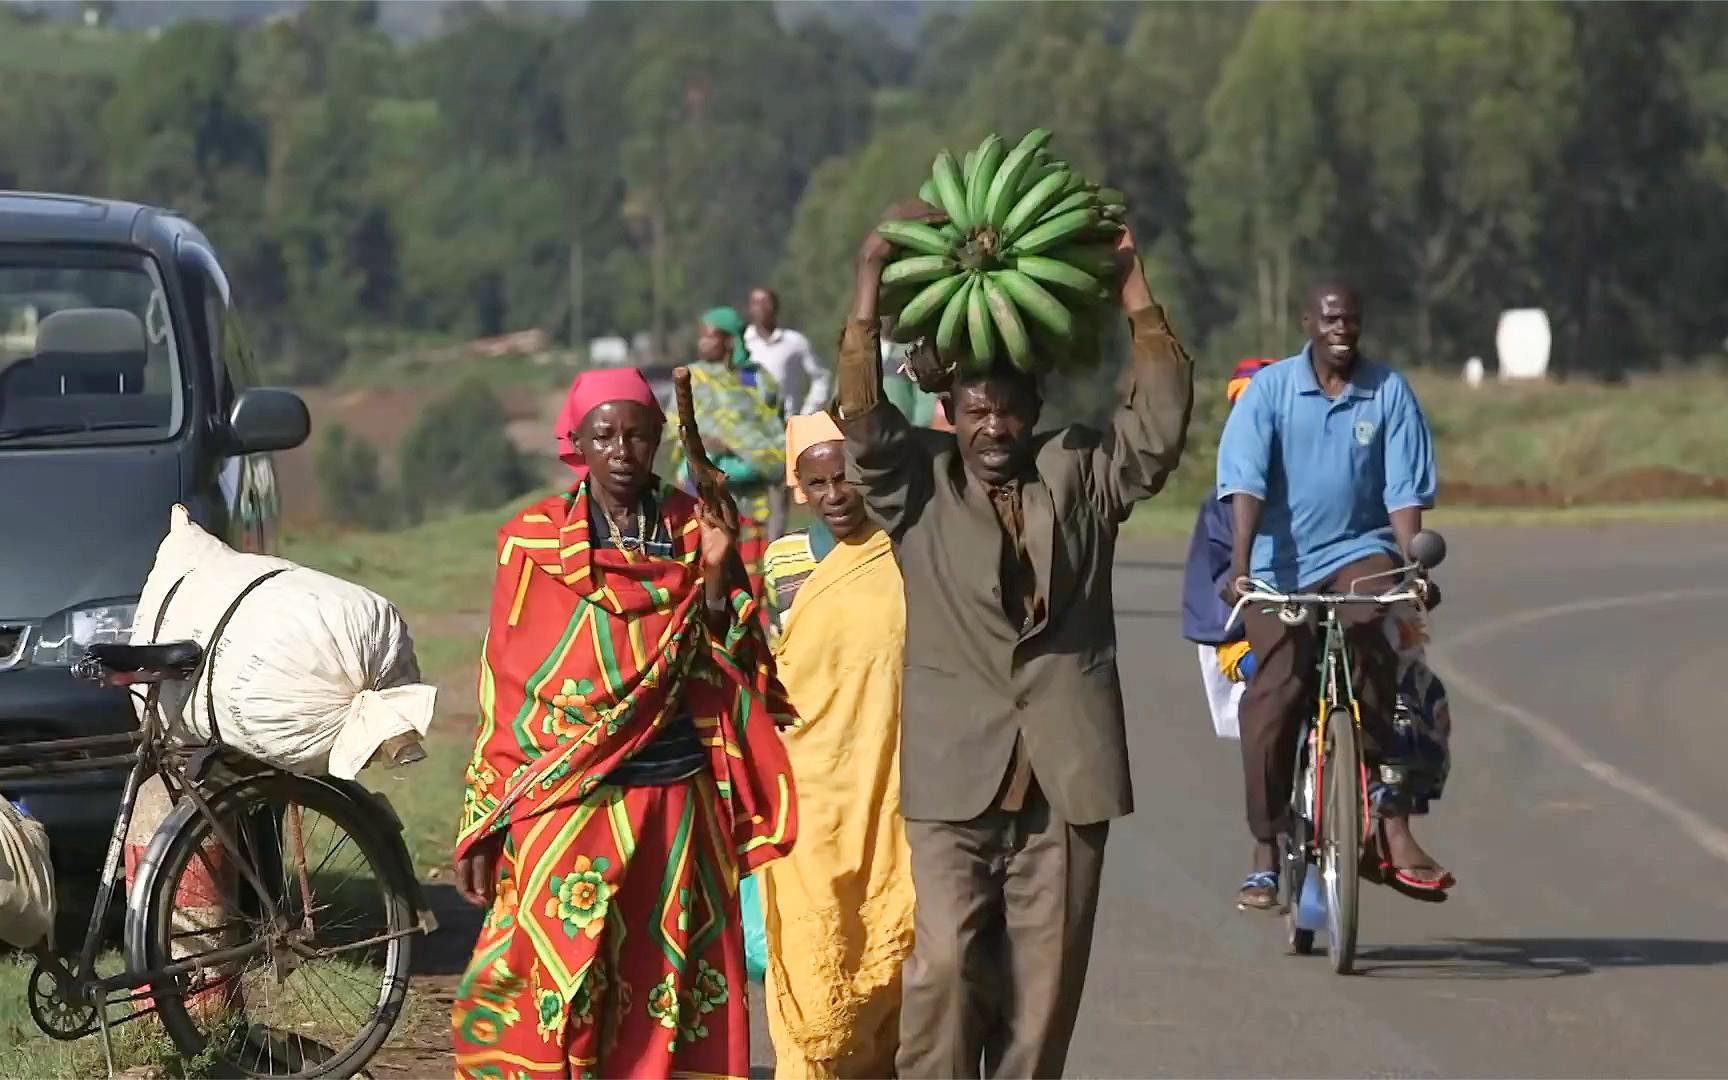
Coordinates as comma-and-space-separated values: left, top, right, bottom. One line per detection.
4, 0, 954, 43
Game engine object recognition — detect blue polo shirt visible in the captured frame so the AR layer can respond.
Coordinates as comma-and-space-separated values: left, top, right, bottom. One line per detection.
1216, 346, 1436, 590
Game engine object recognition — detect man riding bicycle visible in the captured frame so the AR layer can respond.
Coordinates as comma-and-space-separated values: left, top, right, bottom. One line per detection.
1216, 282, 1454, 912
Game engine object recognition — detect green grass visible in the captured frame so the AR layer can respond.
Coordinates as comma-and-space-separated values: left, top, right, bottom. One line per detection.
1161, 367, 1728, 512
0, 958, 190, 1077
1415, 369, 1728, 495
364, 731, 471, 878
281, 505, 506, 617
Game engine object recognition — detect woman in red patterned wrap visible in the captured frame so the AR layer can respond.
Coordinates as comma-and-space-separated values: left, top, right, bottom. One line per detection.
449, 367, 798, 1080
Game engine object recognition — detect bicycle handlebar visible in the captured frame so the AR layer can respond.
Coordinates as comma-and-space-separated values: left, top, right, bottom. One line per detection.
1224, 575, 1430, 635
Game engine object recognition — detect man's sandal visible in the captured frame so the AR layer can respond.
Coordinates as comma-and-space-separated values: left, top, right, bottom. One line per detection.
1364, 828, 1454, 903
1236, 870, 1280, 911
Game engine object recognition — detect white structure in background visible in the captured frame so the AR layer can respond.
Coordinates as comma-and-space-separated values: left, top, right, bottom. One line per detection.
1496, 308, 1552, 382
588, 336, 630, 367
1463, 356, 1485, 388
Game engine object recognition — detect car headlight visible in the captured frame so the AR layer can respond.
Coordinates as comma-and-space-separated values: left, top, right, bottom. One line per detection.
29, 599, 138, 667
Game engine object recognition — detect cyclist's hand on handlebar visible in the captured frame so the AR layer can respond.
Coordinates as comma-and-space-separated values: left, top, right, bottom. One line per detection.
455, 833, 506, 908
1420, 578, 1443, 612
1224, 569, 1252, 604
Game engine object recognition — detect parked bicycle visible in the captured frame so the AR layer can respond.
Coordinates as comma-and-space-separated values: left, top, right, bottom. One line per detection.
0, 638, 436, 1077
1225, 530, 1446, 974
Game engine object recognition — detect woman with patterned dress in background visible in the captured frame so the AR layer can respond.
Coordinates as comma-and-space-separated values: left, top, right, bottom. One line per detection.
450, 367, 798, 1080
756, 412, 915, 1078
670, 307, 787, 597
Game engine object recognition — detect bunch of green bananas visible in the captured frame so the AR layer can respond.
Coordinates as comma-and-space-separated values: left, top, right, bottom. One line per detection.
876, 129, 1126, 376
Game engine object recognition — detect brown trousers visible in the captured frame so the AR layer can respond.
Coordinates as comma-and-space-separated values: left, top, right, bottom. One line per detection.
1237, 552, 1401, 842
896, 789, 1108, 1079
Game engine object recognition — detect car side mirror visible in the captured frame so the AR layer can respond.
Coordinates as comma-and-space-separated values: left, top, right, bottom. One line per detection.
1408, 529, 1447, 570
228, 387, 310, 454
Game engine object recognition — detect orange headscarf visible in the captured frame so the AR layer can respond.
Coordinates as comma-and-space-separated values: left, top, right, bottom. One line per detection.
784, 411, 845, 504
1227, 357, 1276, 407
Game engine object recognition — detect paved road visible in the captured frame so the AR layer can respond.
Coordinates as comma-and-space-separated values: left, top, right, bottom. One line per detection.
414, 520, 1728, 1078
1060, 520, 1728, 1077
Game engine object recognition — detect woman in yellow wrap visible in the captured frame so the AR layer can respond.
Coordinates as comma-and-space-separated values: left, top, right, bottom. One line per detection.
757, 412, 914, 1078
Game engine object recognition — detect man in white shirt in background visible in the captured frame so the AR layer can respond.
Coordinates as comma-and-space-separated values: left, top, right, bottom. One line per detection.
747, 285, 832, 538
746, 286, 832, 417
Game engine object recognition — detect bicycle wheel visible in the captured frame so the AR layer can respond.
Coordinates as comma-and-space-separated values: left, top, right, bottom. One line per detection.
138, 773, 415, 1077
1284, 727, 1315, 956
1322, 708, 1362, 974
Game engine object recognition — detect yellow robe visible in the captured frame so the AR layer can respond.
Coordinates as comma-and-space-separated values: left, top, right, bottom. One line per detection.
760, 524, 914, 1078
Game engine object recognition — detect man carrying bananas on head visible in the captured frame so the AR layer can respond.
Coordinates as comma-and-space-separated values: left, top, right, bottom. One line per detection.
831, 145, 1195, 1076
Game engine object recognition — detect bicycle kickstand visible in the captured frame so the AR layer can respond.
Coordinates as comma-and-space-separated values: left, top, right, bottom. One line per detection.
93, 984, 116, 1079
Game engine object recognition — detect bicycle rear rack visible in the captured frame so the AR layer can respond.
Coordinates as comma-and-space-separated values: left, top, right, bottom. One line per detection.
0, 732, 143, 782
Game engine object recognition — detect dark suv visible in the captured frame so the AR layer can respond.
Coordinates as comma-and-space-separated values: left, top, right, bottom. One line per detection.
0, 191, 309, 870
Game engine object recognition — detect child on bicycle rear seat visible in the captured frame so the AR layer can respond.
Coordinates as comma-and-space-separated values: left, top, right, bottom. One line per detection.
1181, 359, 1275, 739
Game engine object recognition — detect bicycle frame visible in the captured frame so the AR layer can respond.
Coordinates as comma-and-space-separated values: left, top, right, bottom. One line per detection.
1307, 607, 1364, 851
1224, 567, 1430, 856
0, 680, 285, 1030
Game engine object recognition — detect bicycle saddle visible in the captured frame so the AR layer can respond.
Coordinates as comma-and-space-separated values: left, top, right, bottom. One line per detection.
82, 641, 204, 678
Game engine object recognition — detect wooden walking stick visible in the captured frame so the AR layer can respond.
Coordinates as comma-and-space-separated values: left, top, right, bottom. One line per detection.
672, 366, 741, 536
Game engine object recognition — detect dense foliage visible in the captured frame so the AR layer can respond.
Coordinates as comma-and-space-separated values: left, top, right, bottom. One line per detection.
5, 0, 1727, 387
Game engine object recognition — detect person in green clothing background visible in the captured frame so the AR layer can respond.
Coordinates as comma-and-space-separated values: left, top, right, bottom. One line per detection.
878, 318, 951, 430
667, 306, 787, 595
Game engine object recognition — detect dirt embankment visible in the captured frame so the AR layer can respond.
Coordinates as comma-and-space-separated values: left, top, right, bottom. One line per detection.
274, 385, 557, 526
1441, 466, 1728, 507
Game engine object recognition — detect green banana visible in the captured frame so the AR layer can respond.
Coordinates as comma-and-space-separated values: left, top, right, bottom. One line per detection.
1043, 245, 1121, 287
1027, 160, 1066, 187
980, 273, 1034, 371
881, 255, 956, 286
982, 130, 1053, 231
1012, 254, 1102, 296
1001, 168, 1074, 243
1035, 189, 1099, 226
1018, 128, 1055, 157
982, 146, 1037, 233
936, 273, 976, 355
966, 278, 998, 367
896, 270, 970, 331
992, 268, 1074, 340
876, 220, 956, 257
1005, 207, 1102, 255
1077, 220, 1126, 245
966, 135, 1005, 226
931, 151, 973, 233
880, 283, 917, 328
889, 129, 1132, 377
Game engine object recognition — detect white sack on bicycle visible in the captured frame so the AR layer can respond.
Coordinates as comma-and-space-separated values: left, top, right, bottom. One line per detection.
0, 798, 55, 949
127, 504, 437, 779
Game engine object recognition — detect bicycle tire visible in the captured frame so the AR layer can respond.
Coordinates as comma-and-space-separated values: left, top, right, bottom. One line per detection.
1283, 723, 1314, 955
1323, 708, 1362, 974
140, 773, 415, 1078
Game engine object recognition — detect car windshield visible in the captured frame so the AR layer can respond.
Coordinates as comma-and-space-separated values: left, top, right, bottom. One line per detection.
0, 250, 184, 448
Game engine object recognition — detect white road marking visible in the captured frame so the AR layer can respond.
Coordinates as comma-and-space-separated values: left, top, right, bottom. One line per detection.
1431, 587, 1728, 866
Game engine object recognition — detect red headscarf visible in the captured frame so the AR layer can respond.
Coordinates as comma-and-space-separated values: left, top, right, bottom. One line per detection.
1226, 357, 1276, 406
554, 368, 666, 476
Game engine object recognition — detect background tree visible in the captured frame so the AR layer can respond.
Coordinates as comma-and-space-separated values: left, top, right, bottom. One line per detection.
397, 380, 538, 522
315, 423, 397, 529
